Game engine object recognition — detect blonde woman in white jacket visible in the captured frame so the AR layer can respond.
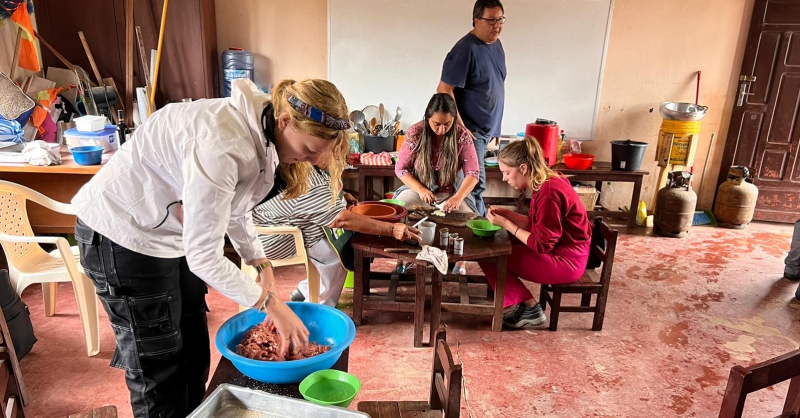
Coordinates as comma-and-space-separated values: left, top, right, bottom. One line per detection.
72, 78, 350, 417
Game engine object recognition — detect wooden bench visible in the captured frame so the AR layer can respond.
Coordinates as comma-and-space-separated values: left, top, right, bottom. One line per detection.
718, 348, 800, 417
539, 217, 618, 331
359, 328, 462, 418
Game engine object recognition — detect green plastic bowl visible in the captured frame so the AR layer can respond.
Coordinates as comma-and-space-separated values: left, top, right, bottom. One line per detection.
344, 270, 354, 289
299, 369, 361, 408
380, 198, 406, 207
467, 219, 503, 237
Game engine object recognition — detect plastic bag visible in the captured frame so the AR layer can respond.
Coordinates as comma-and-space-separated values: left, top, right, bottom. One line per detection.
636, 200, 647, 226
0, 119, 24, 144
348, 132, 363, 154
562, 139, 581, 155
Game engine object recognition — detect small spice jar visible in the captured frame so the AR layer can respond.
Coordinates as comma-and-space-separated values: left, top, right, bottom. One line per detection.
453, 237, 464, 255
439, 228, 450, 247
448, 233, 459, 251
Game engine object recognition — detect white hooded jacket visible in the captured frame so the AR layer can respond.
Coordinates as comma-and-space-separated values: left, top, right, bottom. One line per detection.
72, 79, 276, 308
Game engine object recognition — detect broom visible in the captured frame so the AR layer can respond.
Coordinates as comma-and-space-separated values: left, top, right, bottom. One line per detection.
693, 131, 716, 226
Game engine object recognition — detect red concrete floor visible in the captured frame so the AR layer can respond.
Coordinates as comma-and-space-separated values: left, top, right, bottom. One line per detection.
14, 221, 800, 417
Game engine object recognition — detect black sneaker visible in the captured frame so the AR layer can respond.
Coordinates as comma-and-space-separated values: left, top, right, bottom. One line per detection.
785, 271, 800, 281
290, 288, 305, 302
503, 303, 546, 329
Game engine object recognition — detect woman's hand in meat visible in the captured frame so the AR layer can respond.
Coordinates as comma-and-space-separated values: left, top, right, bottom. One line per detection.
392, 223, 422, 243
264, 298, 310, 357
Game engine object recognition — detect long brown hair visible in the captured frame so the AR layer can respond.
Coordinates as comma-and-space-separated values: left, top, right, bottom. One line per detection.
413, 93, 460, 189
271, 79, 349, 204
498, 136, 558, 191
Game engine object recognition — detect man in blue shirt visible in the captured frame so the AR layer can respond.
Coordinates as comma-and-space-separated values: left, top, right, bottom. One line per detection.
437, 0, 507, 216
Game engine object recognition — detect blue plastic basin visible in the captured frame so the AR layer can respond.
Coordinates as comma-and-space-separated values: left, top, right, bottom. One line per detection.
215, 303, 356, 384
70, 145, 104, 165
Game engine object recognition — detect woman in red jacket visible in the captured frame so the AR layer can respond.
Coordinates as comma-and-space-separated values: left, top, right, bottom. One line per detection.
480, 136, 592, 329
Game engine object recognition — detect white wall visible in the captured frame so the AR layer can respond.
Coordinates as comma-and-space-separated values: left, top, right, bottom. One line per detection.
330, 0, 614, 140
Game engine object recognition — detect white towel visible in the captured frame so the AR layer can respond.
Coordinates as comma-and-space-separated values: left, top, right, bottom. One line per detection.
416, 245, 449, 275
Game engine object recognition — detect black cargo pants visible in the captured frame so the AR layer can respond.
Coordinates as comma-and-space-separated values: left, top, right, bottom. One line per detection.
75, 219, 209, 418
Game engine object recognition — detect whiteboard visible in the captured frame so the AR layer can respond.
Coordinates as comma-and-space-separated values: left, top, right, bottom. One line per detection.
329, 0, 614, 140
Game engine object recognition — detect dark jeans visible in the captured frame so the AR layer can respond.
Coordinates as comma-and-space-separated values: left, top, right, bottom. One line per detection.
472, 132, 491, 216
785, 219, 800, 300
75, 219, 210, 418
787, 219, 800, 278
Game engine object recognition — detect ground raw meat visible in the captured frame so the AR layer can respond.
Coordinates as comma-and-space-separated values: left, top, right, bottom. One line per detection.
235, 323, 330, 361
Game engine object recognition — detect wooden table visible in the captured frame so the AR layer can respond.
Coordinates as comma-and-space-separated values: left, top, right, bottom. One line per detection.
345, 162, 650, 229
351, 235, 432, 348
0, 151, 112, 234
351, 226, 512, 348
203, 348, 350, 400
428, 226, 513, 334
554, 161, 649, 229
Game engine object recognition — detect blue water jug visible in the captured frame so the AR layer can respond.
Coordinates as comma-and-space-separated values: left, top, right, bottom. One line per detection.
221, 49, 255, 97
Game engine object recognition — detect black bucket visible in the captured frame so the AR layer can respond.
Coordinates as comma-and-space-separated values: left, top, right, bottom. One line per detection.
610, 139, 648, 171
363, 135, 395, 153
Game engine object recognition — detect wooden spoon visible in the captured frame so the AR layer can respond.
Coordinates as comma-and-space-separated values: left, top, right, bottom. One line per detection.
370, 118, 377, 136
379, 103, 385, 127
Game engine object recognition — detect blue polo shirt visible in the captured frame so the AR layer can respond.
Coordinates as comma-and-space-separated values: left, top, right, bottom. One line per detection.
441, 32, 506, 138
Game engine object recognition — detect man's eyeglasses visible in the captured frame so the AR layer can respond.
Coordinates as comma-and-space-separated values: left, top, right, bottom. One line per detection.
478, 16, 506, 26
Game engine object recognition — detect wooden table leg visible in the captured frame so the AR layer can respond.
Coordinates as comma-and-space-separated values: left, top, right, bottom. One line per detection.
353, 248, 366, 326
492, 256, 508, 332
629, 176, 643, 230
413, 263, 425, 348
383, 176, 394, 199
358, 172, 368, 202
429, 266, 442, 347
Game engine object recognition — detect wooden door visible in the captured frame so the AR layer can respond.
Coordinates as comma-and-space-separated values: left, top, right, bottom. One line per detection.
718, 0, 800, 223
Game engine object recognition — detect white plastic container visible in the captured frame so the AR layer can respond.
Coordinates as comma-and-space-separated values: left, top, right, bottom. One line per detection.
74, 115, 108, 132
64, 125, 118, 153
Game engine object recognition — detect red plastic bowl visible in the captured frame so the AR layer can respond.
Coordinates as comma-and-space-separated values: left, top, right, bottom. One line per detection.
563, 153, 595, 170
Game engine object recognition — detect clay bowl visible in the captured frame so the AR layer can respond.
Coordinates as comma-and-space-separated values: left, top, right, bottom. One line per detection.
351, 203, 396, 220
367, 201, 408, 223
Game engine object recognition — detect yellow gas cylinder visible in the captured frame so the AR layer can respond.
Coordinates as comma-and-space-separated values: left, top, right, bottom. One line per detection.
654, 171, 697, 238
714, 166, 759, 229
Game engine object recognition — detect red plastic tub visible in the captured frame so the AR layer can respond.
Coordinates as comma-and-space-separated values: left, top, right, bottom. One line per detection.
562, 153, 595, 170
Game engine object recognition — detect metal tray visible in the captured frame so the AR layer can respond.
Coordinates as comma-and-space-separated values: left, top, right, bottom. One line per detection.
188, 384, 370, 418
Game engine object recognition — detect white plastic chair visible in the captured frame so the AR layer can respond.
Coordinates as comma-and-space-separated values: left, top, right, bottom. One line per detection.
0, 181, 100, 357
241, 226, 320, 309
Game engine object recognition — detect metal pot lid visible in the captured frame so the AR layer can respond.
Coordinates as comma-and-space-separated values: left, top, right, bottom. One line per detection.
660, 101, 709, 114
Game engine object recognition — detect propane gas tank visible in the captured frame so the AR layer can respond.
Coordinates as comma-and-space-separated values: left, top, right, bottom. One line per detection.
714, 166, 758, 229
654, 171, 697, 238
